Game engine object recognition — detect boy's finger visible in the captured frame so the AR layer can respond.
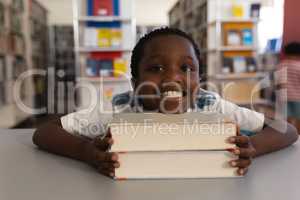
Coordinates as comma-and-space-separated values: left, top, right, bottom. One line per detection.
239, 147, 256, 158
229, 159, 251, 168
104, 128, 112, 138
94, 137, 113, 150
228, 136, 250, 147
237, 167, 248, 176
97, 167, 115, 178
95, 152, 118, 162
98, 161, 120, 169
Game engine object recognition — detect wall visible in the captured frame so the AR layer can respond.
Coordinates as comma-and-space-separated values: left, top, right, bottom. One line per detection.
36, 0, 73, 25
134, 0, 177, 26
36, 0, 177, 26
258, 0, 284, 51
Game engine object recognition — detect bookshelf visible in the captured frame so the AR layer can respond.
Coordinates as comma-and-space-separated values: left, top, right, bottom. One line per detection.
0, 0, 48, 128
169, 0, 269, 106
73, 0, 136, 109
29, 0, 49, 112
0, 0, 28, 127
49, 25, 76, 114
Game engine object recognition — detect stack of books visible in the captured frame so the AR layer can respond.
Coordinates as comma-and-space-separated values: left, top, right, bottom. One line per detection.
108, 113, 240, 180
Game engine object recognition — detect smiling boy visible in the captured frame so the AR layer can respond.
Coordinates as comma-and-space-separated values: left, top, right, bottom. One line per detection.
33, 28, 298, 178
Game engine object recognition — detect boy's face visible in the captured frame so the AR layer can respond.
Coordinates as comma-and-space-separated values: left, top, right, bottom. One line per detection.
134, 35, 200, 114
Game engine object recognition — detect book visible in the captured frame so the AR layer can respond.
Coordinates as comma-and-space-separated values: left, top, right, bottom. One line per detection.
0, 56, 5, 82
0, 2, 4, 31
222, 57, 233, 74
113, 0, 120, 16
242, 29, 253, 46
108, 113, 239, 179
231, 4, 244, 18
93, 0, 113, 16
113, 58, 127, 77
99, 59, 113, 77
233, 57, 247, 73
226, 30, 241, 46
97, 28, 112, 47
86, 58, 99, 76
84, 27, 98, 47
115, 151, 238, 179
109, 113, 236, 152
250, 3, 261, 18
87, 0, 94, 16
246, 57, 257, 72
110, 28, 122, 47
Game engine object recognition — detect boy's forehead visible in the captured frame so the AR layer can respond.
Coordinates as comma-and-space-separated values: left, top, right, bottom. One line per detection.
143, 35, 195, 55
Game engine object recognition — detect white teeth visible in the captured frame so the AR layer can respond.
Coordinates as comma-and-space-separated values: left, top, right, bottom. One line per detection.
162, 91, 183, 98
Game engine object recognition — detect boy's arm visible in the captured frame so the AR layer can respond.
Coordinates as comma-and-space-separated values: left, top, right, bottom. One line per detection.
251, 121, 298, 157
32, 119, 118, 177
32, 119, 91, 162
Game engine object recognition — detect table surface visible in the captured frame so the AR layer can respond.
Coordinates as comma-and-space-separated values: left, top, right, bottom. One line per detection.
0, 129, 299, 200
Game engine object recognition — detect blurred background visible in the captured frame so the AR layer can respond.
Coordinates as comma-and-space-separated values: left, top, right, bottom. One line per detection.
0, 0, 299, 129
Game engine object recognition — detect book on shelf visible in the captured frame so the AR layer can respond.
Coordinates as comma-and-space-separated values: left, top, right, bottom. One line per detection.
231, 4, 245, 18
87, 0, 120, 16
98, 28, 112, 47
108, 113, 239, 179
0, 2, 4, 31
233, 57, 247, 73
110, 28, 122, 47
84, 26, 122, 48
113, 58, 127, 77
226, 30, 241, 46
99, 59, 113, 77
0, 82, 5, 107
222, 56, 257, 74
0, 56, 5, 82
94, 0, 113, 16
250, 3, 261, 18
246, 57, 257, 72
86, 58, 99, 77
223, 57, 233, 74
84, 27, 98, 47
86, 55, 125, 77
242, 29, 253, 46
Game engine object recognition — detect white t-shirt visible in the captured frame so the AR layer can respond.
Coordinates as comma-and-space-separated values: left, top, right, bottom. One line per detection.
61, 90, 265, 138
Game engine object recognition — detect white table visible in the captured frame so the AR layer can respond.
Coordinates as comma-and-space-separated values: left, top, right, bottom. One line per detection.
0, 129, 299, 200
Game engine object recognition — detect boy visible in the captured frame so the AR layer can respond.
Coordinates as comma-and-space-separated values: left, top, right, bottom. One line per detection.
33, 28, 298, 178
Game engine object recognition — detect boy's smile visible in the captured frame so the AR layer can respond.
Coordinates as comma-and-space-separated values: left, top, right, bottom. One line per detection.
134, 35, 200, 113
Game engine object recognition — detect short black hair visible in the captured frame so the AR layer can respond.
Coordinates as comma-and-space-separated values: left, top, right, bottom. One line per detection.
284, 42, 300, 55
130, 27, 201, 80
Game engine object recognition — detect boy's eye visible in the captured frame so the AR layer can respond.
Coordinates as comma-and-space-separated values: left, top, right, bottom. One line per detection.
181, 64, 194, 73
147, 65, 164, 72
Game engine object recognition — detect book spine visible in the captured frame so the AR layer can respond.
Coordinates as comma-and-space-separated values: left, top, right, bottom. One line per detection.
87, 0, 93, 16
113, 0, 120, 16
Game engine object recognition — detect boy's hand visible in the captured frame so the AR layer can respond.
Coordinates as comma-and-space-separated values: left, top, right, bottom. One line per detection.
83, 132, 119, 177
227, 128, 257, 176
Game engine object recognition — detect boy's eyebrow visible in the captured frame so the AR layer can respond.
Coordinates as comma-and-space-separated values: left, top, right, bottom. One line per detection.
143, 54, 165, 60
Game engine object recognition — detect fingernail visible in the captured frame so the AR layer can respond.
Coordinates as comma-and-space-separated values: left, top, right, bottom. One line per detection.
108, 138, 114, 145
234, 149, 240, 155
230, 161, 237, 167
111, 153, 119, 161
239, 169, 244, 175
114, 162, 120, 168
228, 137, 235, 143
226, 148, 235, 153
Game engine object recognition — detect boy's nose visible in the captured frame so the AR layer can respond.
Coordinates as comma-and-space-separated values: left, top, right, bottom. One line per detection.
163, 69, 183, 84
